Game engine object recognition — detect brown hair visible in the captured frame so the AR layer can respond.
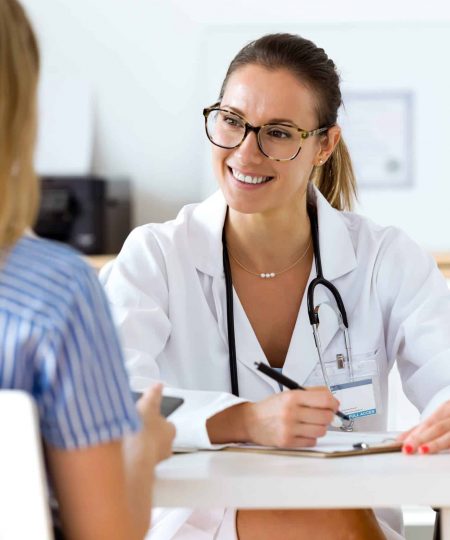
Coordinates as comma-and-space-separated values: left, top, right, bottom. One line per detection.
0, 0, 40, 248
219, 33, 357, 211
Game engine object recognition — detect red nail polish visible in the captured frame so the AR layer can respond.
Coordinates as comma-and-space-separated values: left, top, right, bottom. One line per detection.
403, 444, 414, 454
419, 445, 430, 454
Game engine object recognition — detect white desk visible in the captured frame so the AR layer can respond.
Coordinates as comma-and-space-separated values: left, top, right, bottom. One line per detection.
154, 450, 450, 538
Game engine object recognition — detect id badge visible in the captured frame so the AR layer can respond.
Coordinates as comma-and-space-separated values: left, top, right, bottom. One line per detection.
330, 378, 377, 419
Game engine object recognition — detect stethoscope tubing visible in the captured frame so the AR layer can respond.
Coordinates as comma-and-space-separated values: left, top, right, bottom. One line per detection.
223, 201, 350, 398
223, 226, 239, 396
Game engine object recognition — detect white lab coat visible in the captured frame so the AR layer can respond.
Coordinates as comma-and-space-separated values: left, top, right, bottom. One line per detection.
101, 186, 450, 540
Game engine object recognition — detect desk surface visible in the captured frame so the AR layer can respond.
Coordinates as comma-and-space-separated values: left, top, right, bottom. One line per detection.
154, 449, 450, 509
434, 252, 450, 278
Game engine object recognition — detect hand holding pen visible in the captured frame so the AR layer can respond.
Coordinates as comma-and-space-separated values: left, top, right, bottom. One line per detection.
232, 364, 344, 449
255, 362, 350, 429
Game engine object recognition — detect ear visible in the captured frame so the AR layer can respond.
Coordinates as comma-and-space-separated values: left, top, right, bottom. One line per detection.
314, 125, 341, 166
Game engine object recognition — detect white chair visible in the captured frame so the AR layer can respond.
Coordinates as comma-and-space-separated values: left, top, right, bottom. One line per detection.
0, 390, 53, 540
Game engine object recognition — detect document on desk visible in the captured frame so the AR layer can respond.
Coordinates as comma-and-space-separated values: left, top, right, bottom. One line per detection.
223, 431, 402, 458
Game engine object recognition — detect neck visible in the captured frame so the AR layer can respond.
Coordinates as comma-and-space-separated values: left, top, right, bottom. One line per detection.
225, 195, 311, 270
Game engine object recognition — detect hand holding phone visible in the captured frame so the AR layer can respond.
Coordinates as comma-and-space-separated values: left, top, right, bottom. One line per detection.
132, 385, 176, 465
132, 391, 184, 418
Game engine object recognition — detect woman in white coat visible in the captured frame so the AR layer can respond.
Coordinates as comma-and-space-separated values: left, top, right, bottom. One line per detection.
101, 33, 450, 539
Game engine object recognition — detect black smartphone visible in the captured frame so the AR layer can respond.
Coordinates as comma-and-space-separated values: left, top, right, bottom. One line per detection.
131, 392, 184, 418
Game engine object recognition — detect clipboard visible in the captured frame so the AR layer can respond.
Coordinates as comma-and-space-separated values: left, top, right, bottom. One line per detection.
221, 432, 402, 459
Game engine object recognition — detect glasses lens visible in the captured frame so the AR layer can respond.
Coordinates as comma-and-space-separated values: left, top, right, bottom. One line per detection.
206, 109, 245, 148
259, 124, 302, 160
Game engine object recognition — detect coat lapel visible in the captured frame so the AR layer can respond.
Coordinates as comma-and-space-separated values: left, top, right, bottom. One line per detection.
188, 186, 359, 390
232, 290, 281, 393
281, 187, 359, 385
282, 261, 344, 386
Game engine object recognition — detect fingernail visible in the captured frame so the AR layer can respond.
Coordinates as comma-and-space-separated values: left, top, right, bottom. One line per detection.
418, 445, 430, 454
403, 444, 414, 455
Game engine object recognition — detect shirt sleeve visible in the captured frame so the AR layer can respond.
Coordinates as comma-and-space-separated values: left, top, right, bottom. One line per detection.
100, 227, 247, 449
36, 258, 141, 449
99, 226, 172, 388
376, 228, 450, 417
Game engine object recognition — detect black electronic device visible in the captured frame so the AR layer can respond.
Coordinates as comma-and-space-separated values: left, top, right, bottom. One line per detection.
35, 175, 131, 255
132, 393, 184, 418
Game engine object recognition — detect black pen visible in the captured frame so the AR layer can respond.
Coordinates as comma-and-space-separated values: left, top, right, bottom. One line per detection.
254, 362, 351, 425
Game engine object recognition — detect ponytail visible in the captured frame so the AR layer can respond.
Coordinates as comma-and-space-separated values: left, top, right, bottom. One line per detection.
312, 137, 357, 211
220, 34, 358, 211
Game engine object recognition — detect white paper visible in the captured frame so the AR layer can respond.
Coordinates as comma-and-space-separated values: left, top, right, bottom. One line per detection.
231, 431, 398, 454
174, 431, 399, 454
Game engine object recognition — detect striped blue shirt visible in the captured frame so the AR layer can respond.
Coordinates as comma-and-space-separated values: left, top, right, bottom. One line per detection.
0, 235, 140, 449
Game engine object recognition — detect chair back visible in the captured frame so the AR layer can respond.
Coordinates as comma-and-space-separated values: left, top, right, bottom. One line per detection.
0, 390, 53, 540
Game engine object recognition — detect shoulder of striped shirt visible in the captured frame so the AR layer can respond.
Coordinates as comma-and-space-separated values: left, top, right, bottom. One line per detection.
3, 237, 96, 328
16, 235, 91, 276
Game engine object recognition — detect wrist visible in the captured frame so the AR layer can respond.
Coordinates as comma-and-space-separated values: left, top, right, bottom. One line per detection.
206, 402, 254, 444
125, 429, 159, 468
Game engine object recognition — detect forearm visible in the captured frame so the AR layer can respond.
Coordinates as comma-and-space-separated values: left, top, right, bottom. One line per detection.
237, 509, 385, 540
206, 389, 338, 448
206, 402, 253, 443
123, 434, 158, 538
46, 442, 146, 540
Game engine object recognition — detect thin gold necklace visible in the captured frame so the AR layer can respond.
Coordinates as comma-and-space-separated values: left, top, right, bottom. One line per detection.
228, 238, 312, 279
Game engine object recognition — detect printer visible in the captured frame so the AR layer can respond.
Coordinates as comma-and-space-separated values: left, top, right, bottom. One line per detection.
35, 176, 131, 255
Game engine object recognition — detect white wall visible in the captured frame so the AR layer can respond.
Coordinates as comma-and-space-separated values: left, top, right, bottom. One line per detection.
200, 22, 450, 250
21, 0, 450, 250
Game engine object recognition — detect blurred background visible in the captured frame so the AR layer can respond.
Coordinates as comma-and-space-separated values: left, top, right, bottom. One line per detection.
22, 0, 450, 253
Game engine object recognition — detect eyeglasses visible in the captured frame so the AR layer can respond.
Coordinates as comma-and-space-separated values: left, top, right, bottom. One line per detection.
203, 103, 330, 162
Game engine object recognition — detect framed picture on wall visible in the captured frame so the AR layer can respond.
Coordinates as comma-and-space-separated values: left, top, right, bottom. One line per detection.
338, 91, 414, 188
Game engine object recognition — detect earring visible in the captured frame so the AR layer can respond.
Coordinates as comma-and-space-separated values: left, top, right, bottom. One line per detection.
318, 159, 323, 165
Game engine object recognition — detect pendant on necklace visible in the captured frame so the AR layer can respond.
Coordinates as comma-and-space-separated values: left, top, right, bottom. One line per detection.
260, 273, 276, 279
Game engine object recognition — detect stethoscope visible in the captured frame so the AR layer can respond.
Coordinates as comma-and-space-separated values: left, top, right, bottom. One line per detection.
223, 201, 355, 430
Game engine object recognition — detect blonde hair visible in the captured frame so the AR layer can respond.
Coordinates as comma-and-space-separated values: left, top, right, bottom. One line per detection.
0, 0, 40, 248
219, 33, 357, 211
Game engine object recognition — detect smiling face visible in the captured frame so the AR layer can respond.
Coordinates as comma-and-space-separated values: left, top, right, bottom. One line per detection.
212, 64, 325, 216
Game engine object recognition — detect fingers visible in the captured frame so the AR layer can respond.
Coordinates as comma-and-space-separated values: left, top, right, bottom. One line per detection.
283, 389, 338, 431
420, 431, 450, 454
279, 391, 338, 425
396, 426, 416, 442
139, 383, 163, 409
401, 401, 450, 455
424, 401, 450, 422
291, 436, 318, 448
270, 392, 337, 446
293, 388, 340, 412
291, 420, 328, 439
402, 418, 450, 454
296, 406, 335, 427
274, 423, 321, 448
135, 385, 176, 463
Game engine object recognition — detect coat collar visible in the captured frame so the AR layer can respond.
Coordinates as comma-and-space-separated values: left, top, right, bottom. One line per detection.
189, 185, 357, 281
189, 185, 358, 388
189, 190, 227, 277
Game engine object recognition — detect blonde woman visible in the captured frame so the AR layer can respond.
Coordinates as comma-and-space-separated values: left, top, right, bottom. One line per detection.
0, 1, 175, 539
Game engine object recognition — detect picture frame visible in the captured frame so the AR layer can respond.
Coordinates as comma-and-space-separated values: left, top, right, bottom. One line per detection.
339, 91, 414, 188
